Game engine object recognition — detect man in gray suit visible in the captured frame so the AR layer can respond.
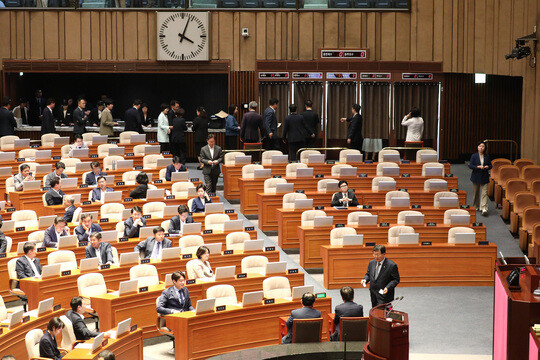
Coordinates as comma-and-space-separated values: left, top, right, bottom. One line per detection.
44, 161, 68, 188
73, 98, 89, 136
85, 232, 114, 265
263, 98, 279, 150
157, 271, 194, 315
361, 244, 400, 307
281, 293, 321, 344
134, 226, 172, 259
75, 213, 103, 242
200, 134, 223, 194
16, 242, 42, 279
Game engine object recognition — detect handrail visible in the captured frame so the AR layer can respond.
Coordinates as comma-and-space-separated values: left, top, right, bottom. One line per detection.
222, 148, 266, 155
381, 146, 435, 151
482, 139, 519, 162
296, 147, 349, 158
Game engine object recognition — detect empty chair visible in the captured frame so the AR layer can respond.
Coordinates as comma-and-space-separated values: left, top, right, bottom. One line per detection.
0, 135, 19, 150
100, 203, 125, 222
347, 211, 374, 226
519, 206, 540, 252
421, 162, 444, 177
372, 176, 394, 191
282, 192, 307, 209
61, 144, 71, 158
443, 209, 470, 225
331, 164, 353, 177
510, 192, 537, 233
143, 202, 166, 218
3, 236, 12, 253
339, 149, 361, 164
434, 191, 459, 207
62, 158, 81, 173
242, 164, 264, 179
521, 166, 540, 188
143, 154, 164, 169
19, 148, 37, 159
262, 150, 283, 164
133, 144, 147, 155
301, 210, 326, 227
77, 273, 108, 300
171, 182, 195, 198
161, 219, 170, 230
385, 191, 410, 207
205, 214, 230, 232
264, 178, 287, 194
514, 158, 535, 173
502, 179, 528, 220
5, 177, 15, 194
130, 264, 160, 287
330, 227, 357, 246
378, 149, 400, 163
41, 133, 60, 147
97, 144, 118, 157
286, 162, 308, 177
415, 149, 438, 163
263, 276, 291, 298
388, 225, 415, 244
12, 210, 38, 228
532, 180, 540, 202
299, 150, 321, 164
119, 131, 139, 143
122, 170, 140, 185
0, 295, 8, 321
48, 250, 78, 271
223, 151, 245, 165
159, 168, 167, 181
488, 158, 512, 197
241, 255, 269, 274
495, 166, 520, 205
179, 235, 204, 254
317, 179, 339, 192
103, 156, 125, 170
424, 179, 448, 191
28, 230, 45, 244
448, 227, 475, 243
397, 210, 423, 225
376, 162, 399, 176
206, 285, 237, 307
82, 133, 96, 145
226, 231, 250, 250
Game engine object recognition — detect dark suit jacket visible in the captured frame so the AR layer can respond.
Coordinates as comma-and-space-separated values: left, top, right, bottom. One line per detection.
330, 301, 364, 341
347, 113, 363, 144
156, 286, 194, 315
200, 145, 223, 176
168, 214, 194, 234
39, 330, 62, 360
331, 190, 359, 207
43, 225, 68, 248
469, 153, 492, 184
91, 187, 114, 202
129, 184, 148, 199
56, 108, 72, 126
15, 255, 42, 279
170, 116, 187, 143
0, 231, 6, 253
302, 109, 320, 138
165, 164, 187, 181
240, 111, 265, 142
45, 188, 65, 206
263, 106, 277, 135
41, 107, 56, 135
191, 196, 212, 213
192, 116, 209, 143
75, 223, 103, 242
364, 257, 400, 305
85, 241, 114, 264
281, 306, 322, 344
88, 108, 101, 126
66, 309, 99, 340
124, 107, 144, 134
29, 97, 46, 125
63, 205, 77, 223
85, 171, 107, 186
0, 107, 17, 137
283, 113, 312, 142
73, 107, 87, 135
124, 216, 147, 238
134, 236, 173, 258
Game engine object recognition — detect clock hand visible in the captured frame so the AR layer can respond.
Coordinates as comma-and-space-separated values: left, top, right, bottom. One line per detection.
178, 18, 190, 43
181, 35, 194, 44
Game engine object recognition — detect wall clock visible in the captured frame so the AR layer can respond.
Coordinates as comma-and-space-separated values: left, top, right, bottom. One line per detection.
157, 12, 209, 61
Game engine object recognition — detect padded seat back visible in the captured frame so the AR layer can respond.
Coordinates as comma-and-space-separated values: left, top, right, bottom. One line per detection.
0, 135, 19, 150
242, 164, 264, 179
388, 225, 414, 244
514, 192, 537, 215
119, 131, 139, 143
317, 179, 339, 192
443, 209, 470, 225
424, 179, 448, 191
59, 315, 77, 350
206, 284, 237, 307
142, 202, 166, 218
262, 276, 291, 298
262, 150, 283, 164
331, 164, 353, 177
376, 162, 399, 176
25, 329, 43, 359
180, 235, 204, 254
330, 227, 357, 246
62, 158, 81, 173
448, 227, 475, 243
421, 162, 444, 177
77, 273, 107, 298
122, 171, 139, 185
498, 166, 520, 186
48, 250, 77, 271
224, 151, 245, 165
241, 255, 269, 275
301, 210, 326, 227
205, 214, 230, 232
339, 149, 361, 164
103, 156, 125, 170
264, 178, 287, 194
347, 211, 374, 226
41, 133, 60, 147
505, 179, 528, 201
415, 149, 438, 163
514, 159, 535, 173
372, 176, 394, 191
100, 203, 125, 221
397, 210, 423, 225
434, 191, 459, 207
171, 181, 195, 197
19, 149, 37, 159
97, 144, 118, 157
521, 166, 540, 188
130, 264, 159, 287
133, 144, 146, 155
522, 207, 540, 231
379, 149, 400, 163
282, 192, 307, 209
385, 191, 410, 207
491, 159, 512, 182
299, 150, 321, 164
143, 154, 164, 169
286, 162, 308, 177
226, 231, 250, 251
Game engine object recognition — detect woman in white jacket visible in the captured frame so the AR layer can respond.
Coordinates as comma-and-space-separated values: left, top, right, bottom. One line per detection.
157, 103, 171, 152
401, 107, 424, 142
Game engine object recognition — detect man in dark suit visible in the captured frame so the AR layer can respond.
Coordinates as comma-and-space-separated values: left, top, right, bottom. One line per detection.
167, 99, 180, 126
200, 134, 223, 194
0, 97, 18, 137
66, 297, 103, 340
16, 242, 42, 279
165, 156, 187, 181
341, 104, 363, 152
41, 98, 56, 135
263, 98, 279, 150
39, 317, 64, 360
73, 98, 89, 136
56, 99, 73, 126
75, 213, 103, 242
240, 101, 265, 144
302, 100, 320, 148
88, 101, 105, 127
45, 178, 65, 206
281, 293, 321, 344
91, 176, 114, 202
361, 244, 400, 308
29, 89, 46, 126
43, 216, 70, 248
135, 226, 172, 259
168, 204, 194, 235
85, 232, 114, 265
156, 271, 194, 315
124, 206, 147, 238
86, 161, 107, 186
62, 195, 77, 223
124, 99, 143, 134
330, 180, 359, 207
282, 104, 314, 162
330, 286, 364, 341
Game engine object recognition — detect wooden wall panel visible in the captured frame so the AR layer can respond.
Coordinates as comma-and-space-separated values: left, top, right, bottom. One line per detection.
29, 12, 44, 59
81, 12, 92, 60
64, 12, 81, 59
0, 12, 12, 62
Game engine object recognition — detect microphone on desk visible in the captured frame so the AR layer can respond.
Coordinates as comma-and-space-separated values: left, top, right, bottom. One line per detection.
386, 296, 404, 320
499, 251, 507, 265
525, 255, 531, 265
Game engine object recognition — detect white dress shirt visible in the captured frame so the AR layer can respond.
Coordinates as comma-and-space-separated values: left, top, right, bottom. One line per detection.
25, 255, 41, 277
401, 116, 424, 142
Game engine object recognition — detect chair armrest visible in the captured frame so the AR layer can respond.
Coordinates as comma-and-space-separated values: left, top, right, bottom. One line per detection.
156, 315, 174, 335
58, 348, 69, 355
30, 357, 53, 360
9, 288, 26, 297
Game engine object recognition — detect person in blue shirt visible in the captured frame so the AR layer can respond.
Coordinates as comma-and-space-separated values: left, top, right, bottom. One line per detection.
191, 184, 212, 213
225, 104, 240, 150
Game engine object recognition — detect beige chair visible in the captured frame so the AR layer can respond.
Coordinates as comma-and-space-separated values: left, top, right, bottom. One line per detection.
59, 315, 79, 351
242, 164, 264, 179
263, 276, 291, 298
205, 214, 230, 232
61, 144, 71, 158
385, 191, 410, 207
115, 221, 125, 238
226, 231, 250, 251
262, 150, 283, 165
41, 133, 60, 147
120, 131, 139, 143
82, 132, 96, 145
122, 171, 140, 185
388, 225, 415, 244
299, 150, 321, 164
12, 210, 39, 229
416, 149, 438, 163
206, 285, 237, 307
376, 162, 399, 176
339, 149, 361, 164
24, 162, 40, 174
77, 273, 108, 301
286, 162, 308, 177
434, 191, 459, 207
171, 182, 195, 198
282, 192, 307, 209
5, 177, 15, 194
301, 210, 326, 227
347, 211, 374, 226
224, 151, 246, 165
28, 230, 45, 244
330, 227, 357, 246
81, 171, 91, 185
19, 148, 37, 159
331, 164, 353, 177
26, 329, 46, 359
187, 198, 195, 211
133, 144, 147, 155
42, 192, 48, 207
372, 176, 395, 191
241, 255, 269, 275
161, 219, 170, 230
317, 179, 339, 192
179, 235, 204, 254
143, 202, 166, 218
443, 209, 470, 225
103, 156, 125, 170
111, 246, 119, 263
0, 135, 19, 150
378, 149, 400, 163
424, 179, 448, 191
97, 144, 118, 157
0, 295, 8, 321
130, 264, 160, 287
264, 178, 287, 194
397, 210, 423, 225
48, 250, 78, 271
185, 259, 199, 279
448, 227, 475, 243
100, 203, 125, 222
3, 236, 12, 253
72, 207, 83, 225
159, 168, 167, 181
422, 162, 445, 177
144, 154, 164, 169
63, 158, 81, 173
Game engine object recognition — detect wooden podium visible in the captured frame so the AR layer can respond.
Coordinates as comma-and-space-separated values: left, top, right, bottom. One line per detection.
363, 304, 409, 360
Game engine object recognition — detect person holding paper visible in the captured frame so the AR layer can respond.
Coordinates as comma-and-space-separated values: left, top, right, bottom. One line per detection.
91, 176, 114, 202
39, 317, 65, 360
281, 293, 321, 344
16, 242, 42, 279
331, 180, 359, 207
86, 232, 114, 265
134, 226, 172, 259
66, 296, 107, 340
330, 286, 364, 341
200, 134, 223, 194
44, 161, 68, 188
361, 245, 400, 308
45, 178, 66, 206
13, 163, 34, 191
165, 156, 187, 181
124, 206, 146, 238
191, 184, 212, 213
188, 246, 213, 279
43, 216, 70, 248
75, 213, 103, 242
156, 271, 194, 315
168, 204, 194, 235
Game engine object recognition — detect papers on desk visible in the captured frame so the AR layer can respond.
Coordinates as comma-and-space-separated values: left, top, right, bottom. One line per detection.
74, 343, 94, 349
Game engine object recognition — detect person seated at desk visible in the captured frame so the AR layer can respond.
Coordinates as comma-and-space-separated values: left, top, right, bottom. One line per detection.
62, 195, 78, 223
13, 163, 34, 191
97, 350, 115, 360
190, 245, 213, 280
157, 271, 194, 315
124, 206, 146, 238
168, 204, 194, 235
281, 293, 321, 344
191, 184, 212, 213
39, 317, 65, 360
43, 216, 70, 248
134, 226, 172, 259
129, 172, 149, 199
75, 213, 103, 242
165, 156, 187, 181
16, 242, 42, 279
66, 296, 108, 340
68, 133, 89, 157
330, 286, 364, 341
91, 176, 114, 202
330, 180, 359, 208
44, 161, 68, 188
45, 178, 66, 206
0, 219, 7, 253
86, 161, 107, 186
86, 232, 114, 265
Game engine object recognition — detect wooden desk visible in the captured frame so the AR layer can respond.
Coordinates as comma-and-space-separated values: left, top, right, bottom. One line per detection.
298, 223, 487, 268
91, 272, 305, 338
63, 328, 143, 360
167, 297, 332, 360
321, 243, 497, 288
277, 206, 477, 249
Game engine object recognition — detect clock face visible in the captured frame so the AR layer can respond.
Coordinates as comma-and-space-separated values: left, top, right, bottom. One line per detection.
157, 12, 209, 61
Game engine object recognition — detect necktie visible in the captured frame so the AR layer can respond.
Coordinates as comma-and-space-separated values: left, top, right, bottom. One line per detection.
375, 262, 382, 279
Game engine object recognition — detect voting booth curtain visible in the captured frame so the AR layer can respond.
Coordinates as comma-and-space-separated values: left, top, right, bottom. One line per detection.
259, 82, 289, 137
326, 81, 357, 140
